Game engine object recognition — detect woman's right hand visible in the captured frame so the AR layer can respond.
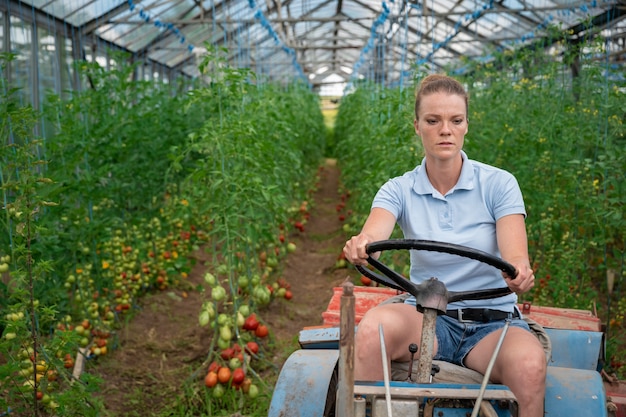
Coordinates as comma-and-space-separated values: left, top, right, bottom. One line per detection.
343, 233, 374, 266
342, 208, 397, 266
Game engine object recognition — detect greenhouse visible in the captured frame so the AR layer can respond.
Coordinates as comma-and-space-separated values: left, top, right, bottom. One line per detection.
0, 0, 625, 416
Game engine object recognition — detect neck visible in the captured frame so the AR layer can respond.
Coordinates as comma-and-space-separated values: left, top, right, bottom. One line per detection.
425, 155, 463, 195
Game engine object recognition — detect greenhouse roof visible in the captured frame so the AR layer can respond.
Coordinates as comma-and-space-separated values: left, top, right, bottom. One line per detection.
8, 0, 626, 91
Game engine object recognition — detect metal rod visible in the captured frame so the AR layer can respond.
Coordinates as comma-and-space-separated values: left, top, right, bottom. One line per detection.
337, 280, 355, 417
379, 324, 393, 417
406, 343, 418, 382
471, 319, 512, 417
416, 308, 437, 383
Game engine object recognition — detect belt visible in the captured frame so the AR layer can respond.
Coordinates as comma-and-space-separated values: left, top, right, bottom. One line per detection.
445, 308, 520, 323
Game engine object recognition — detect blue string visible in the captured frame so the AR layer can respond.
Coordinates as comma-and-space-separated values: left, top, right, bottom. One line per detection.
247, 1, 309, 85
452, 0, 609, 74
352, 0, 610, 79
415, 0, 495, 67
350, 1, 392, 80
127, 0, 195, 53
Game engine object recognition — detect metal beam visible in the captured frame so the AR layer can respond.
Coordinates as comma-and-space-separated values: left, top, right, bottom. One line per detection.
105, 2, 619, 25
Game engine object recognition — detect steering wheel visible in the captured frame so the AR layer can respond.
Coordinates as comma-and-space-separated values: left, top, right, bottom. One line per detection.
354, 239, 517, 305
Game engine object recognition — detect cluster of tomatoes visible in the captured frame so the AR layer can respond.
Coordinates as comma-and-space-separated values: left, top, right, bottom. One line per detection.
335, 191, 352, 223
203, 341, 260, 398
13, 347, 64, 411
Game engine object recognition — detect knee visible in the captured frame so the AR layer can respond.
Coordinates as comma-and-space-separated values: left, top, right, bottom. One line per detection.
355, 318, 383, 355
507, 348, 547, 392
520, 353, 547, 386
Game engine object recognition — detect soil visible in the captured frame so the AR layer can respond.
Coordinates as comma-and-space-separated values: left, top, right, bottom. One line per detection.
90, 158, 358, 416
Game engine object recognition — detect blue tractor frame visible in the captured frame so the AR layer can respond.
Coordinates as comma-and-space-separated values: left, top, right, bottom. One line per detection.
268, 239, 618, 417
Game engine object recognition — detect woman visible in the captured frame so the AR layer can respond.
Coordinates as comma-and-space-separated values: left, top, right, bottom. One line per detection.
342, 74, 547, 417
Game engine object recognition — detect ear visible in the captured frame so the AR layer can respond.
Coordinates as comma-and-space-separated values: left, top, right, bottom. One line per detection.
413, 119, 420, 136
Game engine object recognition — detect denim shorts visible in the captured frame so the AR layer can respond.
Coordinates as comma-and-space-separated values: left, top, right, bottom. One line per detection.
433, 314, 531, 366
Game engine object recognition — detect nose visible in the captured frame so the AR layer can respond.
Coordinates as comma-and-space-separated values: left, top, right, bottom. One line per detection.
440, 121, 452, 135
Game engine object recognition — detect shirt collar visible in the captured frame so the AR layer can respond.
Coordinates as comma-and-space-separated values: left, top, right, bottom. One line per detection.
414, 150, 475, 196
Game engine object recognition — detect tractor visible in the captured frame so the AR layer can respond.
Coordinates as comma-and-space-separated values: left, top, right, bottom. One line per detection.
268, 239, 626, 417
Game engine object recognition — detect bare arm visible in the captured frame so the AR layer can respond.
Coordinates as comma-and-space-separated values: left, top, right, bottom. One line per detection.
496, 213, 535, 294
343, 207, 397, 265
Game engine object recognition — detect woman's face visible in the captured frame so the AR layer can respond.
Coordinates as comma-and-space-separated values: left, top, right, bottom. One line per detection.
414, 92, 468, 162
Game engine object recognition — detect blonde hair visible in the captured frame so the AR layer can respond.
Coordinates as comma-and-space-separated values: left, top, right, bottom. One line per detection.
414, 74, 469, 120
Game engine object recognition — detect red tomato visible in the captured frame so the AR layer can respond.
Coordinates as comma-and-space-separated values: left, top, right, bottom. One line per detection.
208, 361, 220, 373
255, 324, 269, 338
243, 314, 259, 331
204, 371, 218, 388
232, 367, 245, 385
245, 341, 259, 355
217, 367, 231, 384
360, 275, 372, 286
220, 348, 234, 360
284, 290, 293, 300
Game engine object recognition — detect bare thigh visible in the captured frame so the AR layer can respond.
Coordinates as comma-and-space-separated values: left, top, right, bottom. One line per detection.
465, 326, 546, 382
355, 302, 434, 361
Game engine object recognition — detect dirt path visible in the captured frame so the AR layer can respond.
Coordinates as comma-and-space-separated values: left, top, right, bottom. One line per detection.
91, 158, 357, 416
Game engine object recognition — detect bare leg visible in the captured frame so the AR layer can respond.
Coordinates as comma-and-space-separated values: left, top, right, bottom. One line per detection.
354, 303, 432, 381
465, 326, 547, 417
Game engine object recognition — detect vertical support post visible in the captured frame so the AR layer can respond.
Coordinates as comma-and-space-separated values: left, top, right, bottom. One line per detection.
336, 280, 355, 417
416, 308, 437, 383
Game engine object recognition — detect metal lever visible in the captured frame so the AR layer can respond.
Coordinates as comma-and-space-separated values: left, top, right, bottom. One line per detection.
406, 343, 418, 382
471, 319, 511, 417
379, 324, 393, 417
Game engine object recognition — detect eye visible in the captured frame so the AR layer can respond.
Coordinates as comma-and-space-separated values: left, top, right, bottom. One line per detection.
426, 119, 438, 125
453, 118, 464, 125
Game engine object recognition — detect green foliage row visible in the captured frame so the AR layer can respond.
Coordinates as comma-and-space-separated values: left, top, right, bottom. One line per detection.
0, 46, 326, 416
334, 35, 625, 374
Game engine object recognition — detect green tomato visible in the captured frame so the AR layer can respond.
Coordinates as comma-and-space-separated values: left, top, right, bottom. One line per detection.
203, 272, 216, 286
238, 305, 251, 318
248, 384, 259, 398
211, 286, 226, 302
250, 275, 261, 287
217, 337, 231, 350
229, 357, 242, 369
219, 325, 232, 341
206, 304, 216, 320
217, 313, 229, 326
198, 311, 210, 327
237, 275, 249, 288
213, 383, 225, 398
253, 286, 271, 306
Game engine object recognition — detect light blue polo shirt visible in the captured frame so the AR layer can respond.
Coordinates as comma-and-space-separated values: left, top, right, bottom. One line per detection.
372, 151, 526, 311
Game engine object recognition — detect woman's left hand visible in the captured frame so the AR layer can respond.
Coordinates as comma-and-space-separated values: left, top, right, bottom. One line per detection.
503, 262, 535, 294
